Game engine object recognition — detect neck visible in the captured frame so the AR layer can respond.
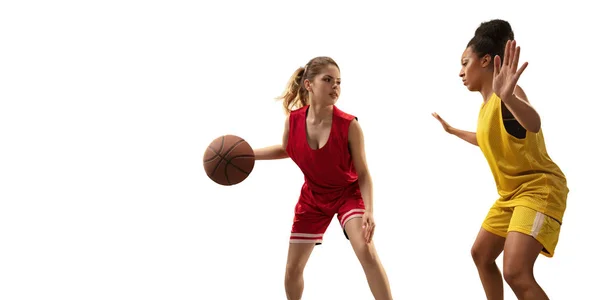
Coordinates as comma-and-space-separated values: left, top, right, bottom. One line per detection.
479, 73, 494, 103
307, 102, 333, 122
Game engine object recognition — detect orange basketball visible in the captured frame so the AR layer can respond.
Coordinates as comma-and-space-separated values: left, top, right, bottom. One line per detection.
203, 135, 255, 186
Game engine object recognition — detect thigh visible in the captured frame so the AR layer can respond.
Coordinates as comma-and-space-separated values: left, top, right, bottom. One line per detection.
507, 206, 562, 257
290, 198, 333, 245
503, 231, 543, 273
286, 242, 316, 270
344, 217, 377, 260
336, 196, 365, 240
472, 227, 506, 262
473, 204, 511, 261
481, 204, 513, 238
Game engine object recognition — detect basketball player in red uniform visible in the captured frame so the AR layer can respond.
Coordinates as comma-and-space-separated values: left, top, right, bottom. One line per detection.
253, 57, 393, 300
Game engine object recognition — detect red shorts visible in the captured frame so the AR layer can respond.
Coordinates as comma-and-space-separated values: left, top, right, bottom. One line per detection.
289, 182, 365, 245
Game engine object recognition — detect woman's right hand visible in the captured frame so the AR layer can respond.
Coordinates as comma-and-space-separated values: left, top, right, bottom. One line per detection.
432, 112, 453, 133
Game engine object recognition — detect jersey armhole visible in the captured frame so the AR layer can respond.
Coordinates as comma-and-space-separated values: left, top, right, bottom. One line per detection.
501, 101, 526, 139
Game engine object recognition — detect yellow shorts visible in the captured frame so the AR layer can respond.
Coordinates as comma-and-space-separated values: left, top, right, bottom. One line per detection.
482, 205, 562, 257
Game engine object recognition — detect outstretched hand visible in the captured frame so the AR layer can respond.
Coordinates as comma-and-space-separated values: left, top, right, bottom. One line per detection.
432, 112, 452, 133
493, 40, 528, 101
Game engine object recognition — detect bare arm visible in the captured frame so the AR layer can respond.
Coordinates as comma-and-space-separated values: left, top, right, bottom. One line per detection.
501, 85, 541, 133
348, 119, 374, 212
254, 116, 290, 160
432, 112, 478, 146
448, 127, 478, 146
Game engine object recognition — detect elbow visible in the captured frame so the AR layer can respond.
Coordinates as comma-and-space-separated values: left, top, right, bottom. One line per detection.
276, 145, 288, 159
529, 125, 541, 134
357, 170, 371, 182
522, 123, 540, 134
526, 118, 542, 133
516, 113, 541, 134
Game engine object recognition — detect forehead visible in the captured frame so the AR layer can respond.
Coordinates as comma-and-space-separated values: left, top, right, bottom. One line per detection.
318, 64, 340, 78
462, 46, 476, 59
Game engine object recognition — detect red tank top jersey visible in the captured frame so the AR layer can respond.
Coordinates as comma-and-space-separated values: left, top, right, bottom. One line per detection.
285, 105, 359, 194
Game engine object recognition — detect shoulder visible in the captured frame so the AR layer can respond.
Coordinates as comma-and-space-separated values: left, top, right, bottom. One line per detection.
290, 105, 308, 115
288, 105, 308, 121
333, 105, 358, 122
347, 118, 363, 142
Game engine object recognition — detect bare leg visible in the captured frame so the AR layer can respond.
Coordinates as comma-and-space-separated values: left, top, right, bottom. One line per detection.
471, 227, 506, 300
344, 218, 392, 300
285, 243, 315, 300
503, 232, 549, 300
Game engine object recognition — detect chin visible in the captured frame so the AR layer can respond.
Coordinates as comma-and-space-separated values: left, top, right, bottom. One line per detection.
466, 85, 478, 92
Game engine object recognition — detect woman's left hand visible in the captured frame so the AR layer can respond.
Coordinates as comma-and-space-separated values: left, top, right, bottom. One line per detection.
362, 211, 376, 243
493, 40, 529, 101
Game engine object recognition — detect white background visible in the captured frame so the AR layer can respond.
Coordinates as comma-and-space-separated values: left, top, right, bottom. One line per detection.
1, 0, 598, 299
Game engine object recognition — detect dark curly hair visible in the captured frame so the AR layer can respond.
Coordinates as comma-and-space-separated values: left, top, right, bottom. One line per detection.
467, 19, 514, 62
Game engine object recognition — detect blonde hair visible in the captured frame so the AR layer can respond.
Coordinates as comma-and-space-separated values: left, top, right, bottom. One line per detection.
275, 56, 339, 115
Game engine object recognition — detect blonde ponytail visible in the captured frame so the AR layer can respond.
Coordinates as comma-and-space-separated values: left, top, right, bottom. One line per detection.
275, 67, 308, 115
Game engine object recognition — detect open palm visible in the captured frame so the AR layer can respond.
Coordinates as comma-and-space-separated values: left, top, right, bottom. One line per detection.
493, 40, 528, 100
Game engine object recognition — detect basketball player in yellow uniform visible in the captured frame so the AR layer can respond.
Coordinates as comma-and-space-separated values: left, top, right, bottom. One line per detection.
432, 19, 568, 300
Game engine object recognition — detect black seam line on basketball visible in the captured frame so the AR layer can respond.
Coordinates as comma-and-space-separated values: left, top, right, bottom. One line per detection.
204, 148, 221, 164
207, 136, 226, 158
206, 136, 225, 162
228, 156, 253, 175
204, 147, 220, 163
222, 139, 246, 158
209, 138, 245, 178
204, 156, 220, 164
213, 155, 251, 175
227, 161, 250, 175
210, 159, 223, 177
209, 151, 227, 177
218, 136, 225, 153
208, 136, 231, 177
206, 153, 253, 166
227, 154, 255, 160
225, 160, 231, 185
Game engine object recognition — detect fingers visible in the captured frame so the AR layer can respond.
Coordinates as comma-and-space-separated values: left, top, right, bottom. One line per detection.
509, 40, 527, 80
367, 223, 375, 243
504, 40, 511, 67
432, 112, 452, 133
362, 221, 375, 243
516, 61, 529, 79
512, 43, 521, 72
494, 55, 501, 76
362, 217, 376, 243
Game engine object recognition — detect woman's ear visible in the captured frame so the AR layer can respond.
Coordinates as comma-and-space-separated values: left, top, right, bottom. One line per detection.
481, 54, 492, 68
304, 79, 312, 92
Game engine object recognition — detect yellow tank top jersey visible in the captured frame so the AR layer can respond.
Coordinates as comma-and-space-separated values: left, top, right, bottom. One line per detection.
476, 93, 569, 223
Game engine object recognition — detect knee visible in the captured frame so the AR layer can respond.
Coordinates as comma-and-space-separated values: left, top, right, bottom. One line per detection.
285, 262, 304, 281
471, 245, 494, 266
503, 262, 532, 288
355, 243, 378, 265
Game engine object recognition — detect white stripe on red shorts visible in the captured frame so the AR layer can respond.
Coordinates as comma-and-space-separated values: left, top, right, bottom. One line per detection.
340, 208, 365, 228
290, 233, 323, 244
